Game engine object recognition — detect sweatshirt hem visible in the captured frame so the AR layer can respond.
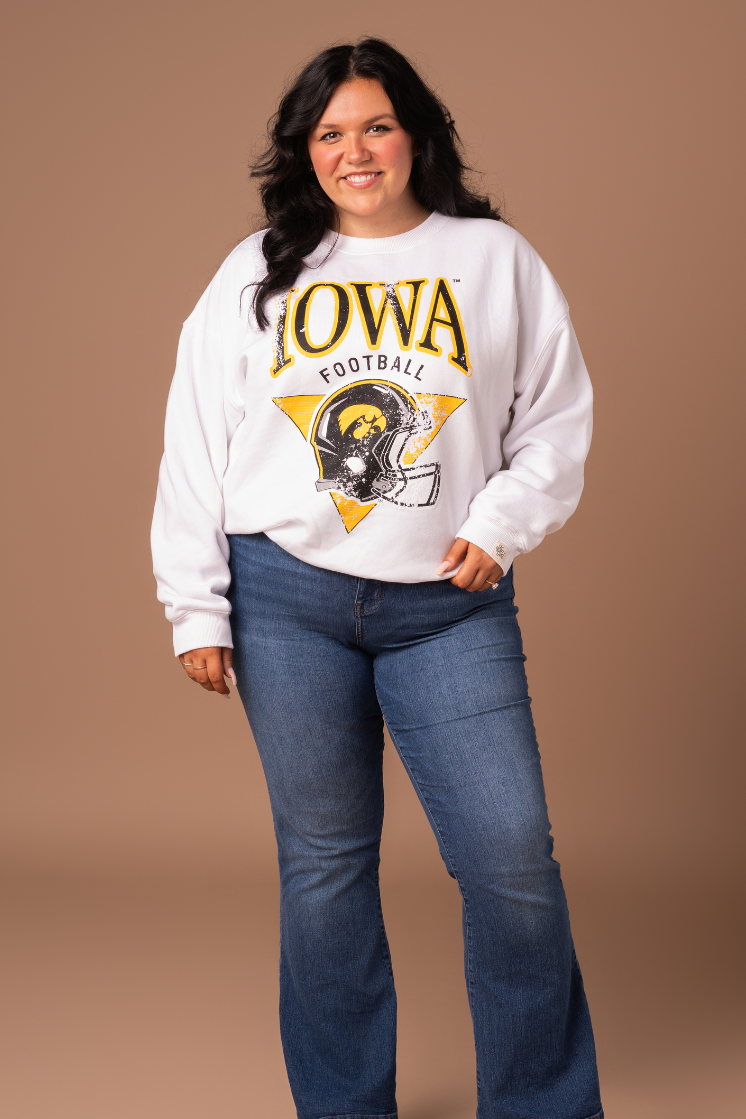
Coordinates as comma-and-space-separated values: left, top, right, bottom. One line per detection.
172, 612, 233, 656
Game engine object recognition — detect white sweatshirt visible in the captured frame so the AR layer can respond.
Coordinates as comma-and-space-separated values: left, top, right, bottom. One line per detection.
152, 213, 592, 655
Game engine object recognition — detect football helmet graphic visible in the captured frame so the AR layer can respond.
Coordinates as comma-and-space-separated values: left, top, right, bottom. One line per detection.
311, 380, 440, 507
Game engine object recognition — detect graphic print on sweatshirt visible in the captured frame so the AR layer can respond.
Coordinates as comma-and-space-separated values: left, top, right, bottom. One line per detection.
269, 277, 471, 531
270, 277, 471, 379
273, 381, 465, 532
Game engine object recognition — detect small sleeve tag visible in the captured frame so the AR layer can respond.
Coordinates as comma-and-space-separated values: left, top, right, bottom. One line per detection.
491, 542, 508, 563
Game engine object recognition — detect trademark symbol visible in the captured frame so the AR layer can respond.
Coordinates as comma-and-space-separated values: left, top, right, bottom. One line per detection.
452, 278, 460, 282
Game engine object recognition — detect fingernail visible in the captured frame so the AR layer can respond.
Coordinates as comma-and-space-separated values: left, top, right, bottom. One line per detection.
436, 561, 451, 575
227, 668, 237, 686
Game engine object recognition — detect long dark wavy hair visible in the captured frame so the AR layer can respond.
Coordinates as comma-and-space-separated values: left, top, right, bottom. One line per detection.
249, 38, 502, 329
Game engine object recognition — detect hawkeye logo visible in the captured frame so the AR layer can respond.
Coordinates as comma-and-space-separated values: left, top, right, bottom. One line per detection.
270, 278, 471, 378
273, 380, 465, 532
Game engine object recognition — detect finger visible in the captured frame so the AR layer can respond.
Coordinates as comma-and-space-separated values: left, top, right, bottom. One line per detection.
205, 650, 230, 696
192, 662, 215, 691
222, 648, 237, 688
476, 563, 505, 593
450, 555, 483, 590
454, 558, 502, 593
436, 537, 469, 575
179, 648, 231, 694
464, 564, 492, 592
470, 564, 503, 593
179, 653, 200, 684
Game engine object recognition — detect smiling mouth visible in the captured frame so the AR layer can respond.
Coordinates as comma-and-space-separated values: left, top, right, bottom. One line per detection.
342, 172, 382, 186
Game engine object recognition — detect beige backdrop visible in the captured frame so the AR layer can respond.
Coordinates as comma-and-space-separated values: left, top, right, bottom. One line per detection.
1, 1, 744, 1117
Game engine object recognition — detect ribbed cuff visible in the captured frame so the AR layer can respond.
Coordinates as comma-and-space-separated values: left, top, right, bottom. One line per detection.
172, 611, 233, 656
455, 515, 522, 575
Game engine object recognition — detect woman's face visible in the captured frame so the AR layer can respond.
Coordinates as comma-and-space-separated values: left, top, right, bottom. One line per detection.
308, 77, 422, 235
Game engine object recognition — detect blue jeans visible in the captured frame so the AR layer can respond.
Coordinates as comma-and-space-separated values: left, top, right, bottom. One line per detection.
228, 533, 602, 1119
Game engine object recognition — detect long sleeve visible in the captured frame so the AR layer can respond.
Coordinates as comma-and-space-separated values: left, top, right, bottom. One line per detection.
457, 265, 593, 572
151, 291, 245, 655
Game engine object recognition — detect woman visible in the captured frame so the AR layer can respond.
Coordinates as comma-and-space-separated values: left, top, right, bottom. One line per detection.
152, 38, 603, 1119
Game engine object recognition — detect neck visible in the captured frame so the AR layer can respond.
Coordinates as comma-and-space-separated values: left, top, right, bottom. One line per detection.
336, 195, 431, 239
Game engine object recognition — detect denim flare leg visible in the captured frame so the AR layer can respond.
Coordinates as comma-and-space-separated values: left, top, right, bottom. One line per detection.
228, 533, 602, 1119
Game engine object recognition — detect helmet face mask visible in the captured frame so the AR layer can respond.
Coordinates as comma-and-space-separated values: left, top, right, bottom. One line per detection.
312, 381, 440, 507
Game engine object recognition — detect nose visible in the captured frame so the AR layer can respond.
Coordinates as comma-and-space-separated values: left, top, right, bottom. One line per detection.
344, 132, 371, 165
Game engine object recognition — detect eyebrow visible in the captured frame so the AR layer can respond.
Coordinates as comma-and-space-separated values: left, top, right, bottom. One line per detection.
316, 113, 398, 130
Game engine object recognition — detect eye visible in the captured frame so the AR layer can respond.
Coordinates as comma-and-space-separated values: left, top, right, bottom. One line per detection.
319, 131, 340, 142
367, 124, 391, 135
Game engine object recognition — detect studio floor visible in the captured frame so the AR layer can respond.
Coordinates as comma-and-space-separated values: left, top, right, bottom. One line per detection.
1, 869, 743, 1119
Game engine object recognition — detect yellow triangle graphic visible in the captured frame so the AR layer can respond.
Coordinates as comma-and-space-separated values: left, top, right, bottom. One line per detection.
330, 492, 377, 532
402, 394, 466, 465
272, 395, 326, 439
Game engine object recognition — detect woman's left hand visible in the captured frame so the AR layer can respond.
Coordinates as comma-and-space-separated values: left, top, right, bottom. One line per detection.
437, 538, 504, 592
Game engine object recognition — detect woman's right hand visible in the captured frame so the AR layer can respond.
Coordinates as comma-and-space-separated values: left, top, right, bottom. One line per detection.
178, 647, 236, 696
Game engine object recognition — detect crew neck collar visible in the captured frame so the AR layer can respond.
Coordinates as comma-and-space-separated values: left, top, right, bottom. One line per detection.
317, 211, 448, 256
